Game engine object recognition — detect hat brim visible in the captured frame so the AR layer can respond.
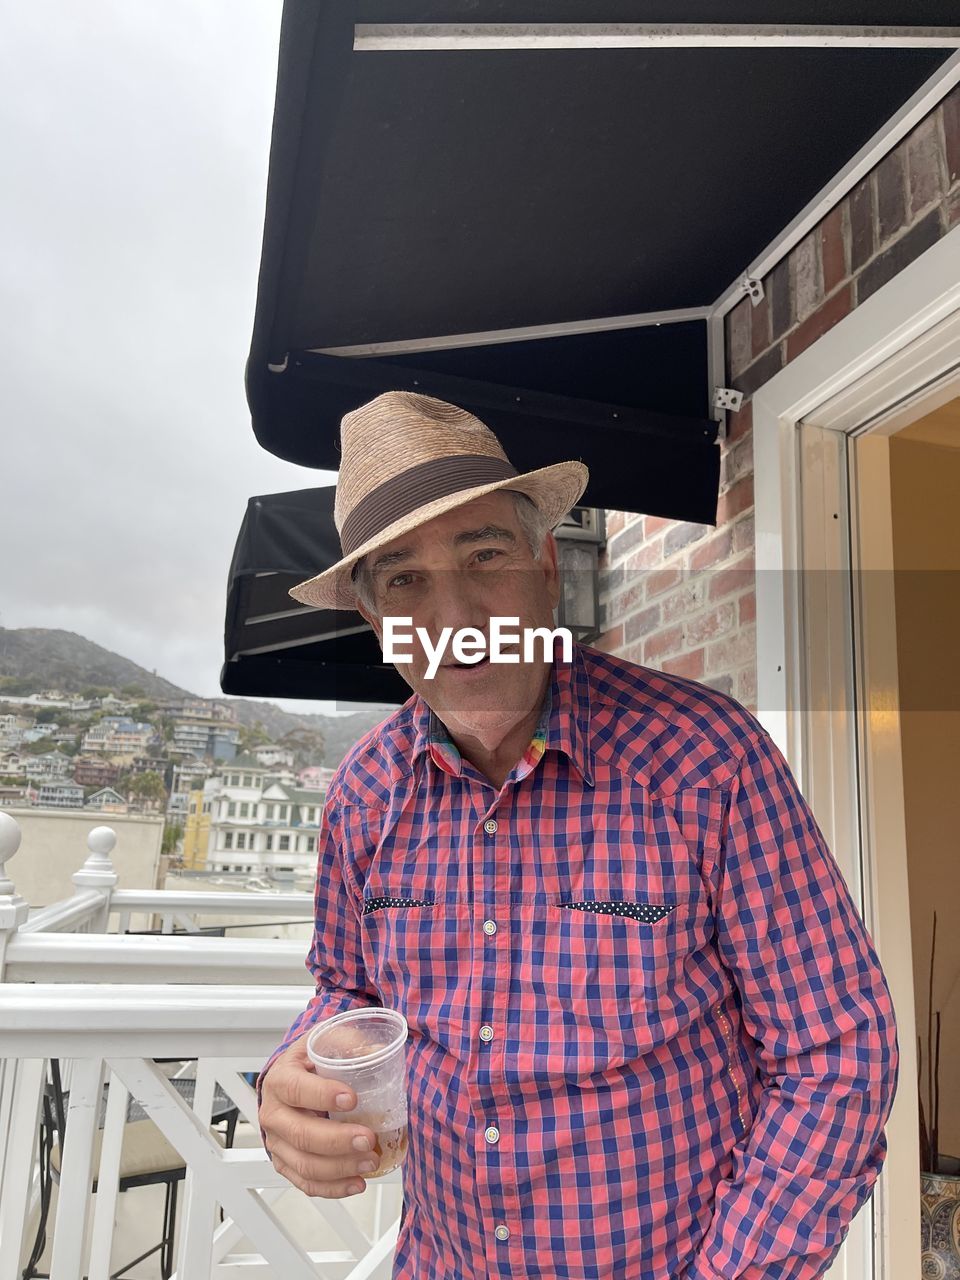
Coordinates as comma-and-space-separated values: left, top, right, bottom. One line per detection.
288, 460, 589, 610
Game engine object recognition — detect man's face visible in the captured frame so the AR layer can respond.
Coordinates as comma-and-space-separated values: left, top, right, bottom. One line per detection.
354, 491, 562, 739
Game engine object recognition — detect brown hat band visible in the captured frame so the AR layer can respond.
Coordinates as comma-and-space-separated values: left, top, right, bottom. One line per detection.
340, 453, 519, 557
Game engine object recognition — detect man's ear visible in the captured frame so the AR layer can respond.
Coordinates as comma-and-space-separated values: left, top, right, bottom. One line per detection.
542, 532, 561, 611
355, 599, 383, 643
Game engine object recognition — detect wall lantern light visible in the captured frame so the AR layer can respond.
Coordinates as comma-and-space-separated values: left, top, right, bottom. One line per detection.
553, 507, 606, 643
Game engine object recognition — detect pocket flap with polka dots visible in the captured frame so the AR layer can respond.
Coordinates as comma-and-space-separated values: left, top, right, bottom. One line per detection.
556, 898, 677, 924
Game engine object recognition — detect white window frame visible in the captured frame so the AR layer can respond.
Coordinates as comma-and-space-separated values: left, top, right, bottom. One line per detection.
752, 220, 960, 1280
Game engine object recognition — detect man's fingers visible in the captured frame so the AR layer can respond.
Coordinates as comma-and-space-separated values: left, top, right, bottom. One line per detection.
266, 1133, 372, 1190
276, 1060, 356, 1116
261, 1099, 376, 1157
273, 1160, 366, 1200
267, 1135, 367, 1199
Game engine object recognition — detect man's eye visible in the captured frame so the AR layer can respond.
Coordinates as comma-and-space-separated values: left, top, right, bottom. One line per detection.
474, 548, 503, 564
387, 573, 415, 588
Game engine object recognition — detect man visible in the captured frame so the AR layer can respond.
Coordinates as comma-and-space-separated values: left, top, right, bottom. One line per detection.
257, 391, 899, 1280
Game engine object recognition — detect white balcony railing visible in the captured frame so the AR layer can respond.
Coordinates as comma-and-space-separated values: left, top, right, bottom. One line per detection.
3, 931, 311, 984
0, 813, 403, 1280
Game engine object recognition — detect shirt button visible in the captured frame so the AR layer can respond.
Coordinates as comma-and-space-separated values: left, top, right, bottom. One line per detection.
482, 919, 497, 935
483, 818, 498, 834
484, 1125, 500, 1144
479, 1024, 494, 1042
494, 1225, 510, 1241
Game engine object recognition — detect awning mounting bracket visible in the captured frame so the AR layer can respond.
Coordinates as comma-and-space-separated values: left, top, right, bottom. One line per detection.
713, 387, 744, 413
741, 276, 765, 306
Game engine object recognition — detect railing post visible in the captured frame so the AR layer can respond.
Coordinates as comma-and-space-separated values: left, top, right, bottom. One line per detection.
0, 813, 29, 981
71, 827, 119, 935
0, 812, 35, 1280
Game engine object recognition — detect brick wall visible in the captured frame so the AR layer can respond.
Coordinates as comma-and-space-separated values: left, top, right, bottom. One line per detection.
597, 85, 960, 717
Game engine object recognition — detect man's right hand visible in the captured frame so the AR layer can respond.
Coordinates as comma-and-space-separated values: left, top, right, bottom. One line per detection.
257, 1034, 380, 1199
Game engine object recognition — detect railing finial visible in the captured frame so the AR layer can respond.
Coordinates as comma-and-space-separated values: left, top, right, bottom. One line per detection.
0, 811, 28, 940
0, 811, 23, 896
72, 825, 119, 889
88, 826, 117, 858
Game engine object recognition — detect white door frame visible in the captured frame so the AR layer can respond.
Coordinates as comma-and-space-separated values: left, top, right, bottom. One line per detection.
751, 221, 960, 1280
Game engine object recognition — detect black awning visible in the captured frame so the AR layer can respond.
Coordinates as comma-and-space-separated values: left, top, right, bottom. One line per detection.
256, 340, 717, 525
245, 1, 956, 524
220, 488, 410, 704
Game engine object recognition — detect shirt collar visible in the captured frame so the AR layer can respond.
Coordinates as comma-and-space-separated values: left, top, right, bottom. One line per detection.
410, 638, 595, 786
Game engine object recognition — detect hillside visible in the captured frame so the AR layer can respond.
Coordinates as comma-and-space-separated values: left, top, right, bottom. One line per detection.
0, 628, 396, 766
0, 628, 190, 701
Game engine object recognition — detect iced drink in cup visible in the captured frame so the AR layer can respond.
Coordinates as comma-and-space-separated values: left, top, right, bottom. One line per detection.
306, 1008, 409, 1178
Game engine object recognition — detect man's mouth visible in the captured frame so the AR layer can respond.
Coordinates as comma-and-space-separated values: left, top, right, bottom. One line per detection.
443, 655, 491, 670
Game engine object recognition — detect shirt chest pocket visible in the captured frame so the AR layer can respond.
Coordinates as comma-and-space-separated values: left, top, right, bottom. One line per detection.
359, 895, 459, 1041
514, 896, 696, 1060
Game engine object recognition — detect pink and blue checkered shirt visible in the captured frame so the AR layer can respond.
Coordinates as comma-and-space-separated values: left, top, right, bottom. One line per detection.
260, 641, 899, 1280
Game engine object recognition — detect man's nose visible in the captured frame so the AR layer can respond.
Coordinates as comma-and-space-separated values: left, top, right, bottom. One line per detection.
426, 568, 488, 636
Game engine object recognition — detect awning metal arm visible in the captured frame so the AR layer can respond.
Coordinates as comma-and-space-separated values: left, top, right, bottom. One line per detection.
311, 306, 709, 358
354, 24, 960, 53
233, 624, 372, 659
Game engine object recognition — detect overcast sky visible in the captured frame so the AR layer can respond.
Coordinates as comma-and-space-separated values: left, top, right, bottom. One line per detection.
0, 2, 355, 713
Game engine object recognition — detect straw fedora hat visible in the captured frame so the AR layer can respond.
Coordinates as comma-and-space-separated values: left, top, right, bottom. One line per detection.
289, 390, 589, 610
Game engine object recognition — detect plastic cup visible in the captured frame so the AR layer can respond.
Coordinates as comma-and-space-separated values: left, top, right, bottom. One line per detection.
306, 1008, 409, 1178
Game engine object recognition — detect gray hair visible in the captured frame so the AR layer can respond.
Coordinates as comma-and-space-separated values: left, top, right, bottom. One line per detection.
351, 489, 551, 615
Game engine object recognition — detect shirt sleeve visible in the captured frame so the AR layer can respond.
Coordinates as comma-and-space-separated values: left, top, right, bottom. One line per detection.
255, 793, 381, 1128
684, 729, 900, 1280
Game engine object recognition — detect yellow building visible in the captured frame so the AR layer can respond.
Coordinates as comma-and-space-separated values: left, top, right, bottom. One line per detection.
181, 787, 212, 871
